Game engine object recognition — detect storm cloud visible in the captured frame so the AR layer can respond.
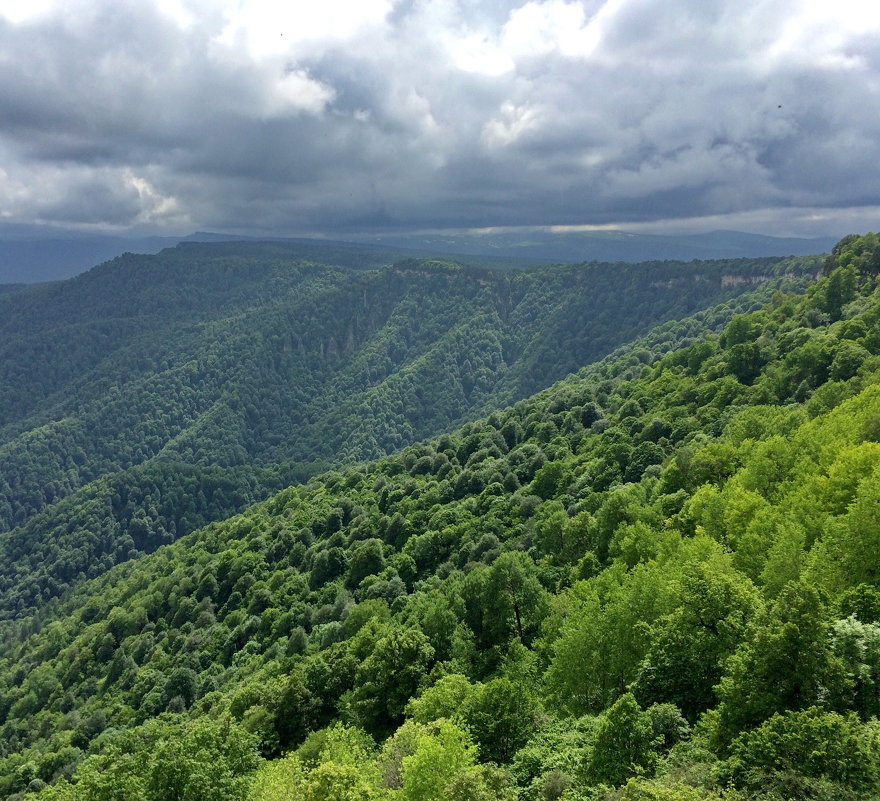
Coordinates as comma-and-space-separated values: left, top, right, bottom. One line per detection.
0, 0, 878, 236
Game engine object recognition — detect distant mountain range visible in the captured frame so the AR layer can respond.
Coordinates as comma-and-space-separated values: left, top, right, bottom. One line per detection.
0, 225, 838, 283
350, 228, 840, 264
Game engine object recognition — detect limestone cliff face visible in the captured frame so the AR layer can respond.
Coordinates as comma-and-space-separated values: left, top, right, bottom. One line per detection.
721, 273, 774, 286
721, 270, 820, 287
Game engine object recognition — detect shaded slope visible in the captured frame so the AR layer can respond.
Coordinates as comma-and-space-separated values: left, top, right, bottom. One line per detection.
0, 242, 817, 619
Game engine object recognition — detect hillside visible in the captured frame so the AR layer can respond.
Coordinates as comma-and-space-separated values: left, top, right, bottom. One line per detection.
0, 241, 814, 619
1, 234, 878, 800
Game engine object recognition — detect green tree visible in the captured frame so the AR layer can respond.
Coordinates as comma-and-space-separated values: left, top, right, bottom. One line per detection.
349, 627, 434, 737
444, 764, 517, 801
615, 779, 723, 800
633, 559, 761, 720
831, 616, 880, 720
460, 677, 543, 763
346, 539, 385, 589
146, 717, 259, 801
274, 669, 316, 749
399, 719, 477, 801
53, 748, 146, 801
406, 674, 479, 724
303, 762, 378, 801
247, 754, 302, 801
482, 551, 549, 648
546, 559, 678, 714
728, 707, 880, 796
585, 693, 659, 787
712, 580, 846, 747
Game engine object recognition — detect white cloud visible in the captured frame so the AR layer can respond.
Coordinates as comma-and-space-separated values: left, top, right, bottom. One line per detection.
265, 68, 336, 117
156, 0, 197, 29
0, 0, 57, 25
216, 0, 392, 59
765, 0, 880, 68
482, 100, 543, 148
451, 31, 514, 76
502, 0, 603, 60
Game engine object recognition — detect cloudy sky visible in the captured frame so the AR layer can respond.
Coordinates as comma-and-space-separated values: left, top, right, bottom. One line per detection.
0, 0, 878, 238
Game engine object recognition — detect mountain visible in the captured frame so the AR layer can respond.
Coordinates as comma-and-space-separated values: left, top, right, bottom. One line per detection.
0, 232, 176, 284
0, 225, 836, 283
0, 228, 535, 284
0, 241, 817, 619
351, 228, 839, 264
0, 233, 878, 801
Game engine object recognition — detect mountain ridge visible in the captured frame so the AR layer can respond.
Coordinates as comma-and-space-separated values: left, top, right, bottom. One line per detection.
0, 226, 836, 283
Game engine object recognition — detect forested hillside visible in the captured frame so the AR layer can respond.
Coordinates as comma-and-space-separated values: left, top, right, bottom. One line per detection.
0, 241, 810, 619
1, 234, 879, 800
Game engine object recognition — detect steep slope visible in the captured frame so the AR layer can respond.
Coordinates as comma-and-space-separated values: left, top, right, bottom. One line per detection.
0, 242, 814, 620
1, 234, 878, 801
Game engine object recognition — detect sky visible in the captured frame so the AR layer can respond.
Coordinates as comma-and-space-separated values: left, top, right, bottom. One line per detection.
0, 0, 878, 239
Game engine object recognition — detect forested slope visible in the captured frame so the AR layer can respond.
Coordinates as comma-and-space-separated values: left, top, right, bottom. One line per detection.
0, 241, 810, 619
1, 234, 879, 800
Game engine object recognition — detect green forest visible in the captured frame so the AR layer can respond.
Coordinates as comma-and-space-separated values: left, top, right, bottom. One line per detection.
2, 233, 880, 800
0, 242, 810, 620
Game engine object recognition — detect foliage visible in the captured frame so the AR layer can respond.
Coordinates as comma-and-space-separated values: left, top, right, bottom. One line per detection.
5, 235, 880, 801
727, 707, 880, 797
585, 693, 659, 787
0, 244, 811, 618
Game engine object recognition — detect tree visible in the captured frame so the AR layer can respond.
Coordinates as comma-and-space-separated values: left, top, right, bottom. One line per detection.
348, 626, 434, 737
633, 560, 761, 720
614, 778, 720, 800
546, 560, 678, 715
51, 748, 146, 801
162, 666, 198, 709
248, 755, 303, 801
146, 717, 259, 801
346, 539, 385, 589
460, 677, 543, 763
728, 707, 880, 796
482, 551, 549, 648
831, 616, 880, 720
712, 580, 846, 747
303, 762, 379, 801
818, 264, 858, 320
585, 693, 659, 787
274, 669, 316, 749
830, 340, 870, 382
406, 673, 478, 724
726, 341, 767, 384
399, 719, 477, 801
444, 764, 518, 801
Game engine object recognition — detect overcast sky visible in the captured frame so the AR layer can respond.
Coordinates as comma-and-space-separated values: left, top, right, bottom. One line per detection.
0, 0, 878, 238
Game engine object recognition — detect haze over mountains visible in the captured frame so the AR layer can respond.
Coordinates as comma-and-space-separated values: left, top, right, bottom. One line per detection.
350, 229, 839, 265
0, 227, 837, 284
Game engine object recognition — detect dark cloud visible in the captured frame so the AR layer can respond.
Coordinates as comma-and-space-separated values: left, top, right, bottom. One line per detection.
0, 0, 877, 237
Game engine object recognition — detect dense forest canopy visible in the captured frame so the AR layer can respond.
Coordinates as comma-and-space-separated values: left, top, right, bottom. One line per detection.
0, 234, 878, 800
0, 242, 814, 621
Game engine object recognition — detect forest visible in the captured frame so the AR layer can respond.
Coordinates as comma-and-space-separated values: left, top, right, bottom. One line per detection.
0, 242, 812, 620
1, 232, 879, 800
